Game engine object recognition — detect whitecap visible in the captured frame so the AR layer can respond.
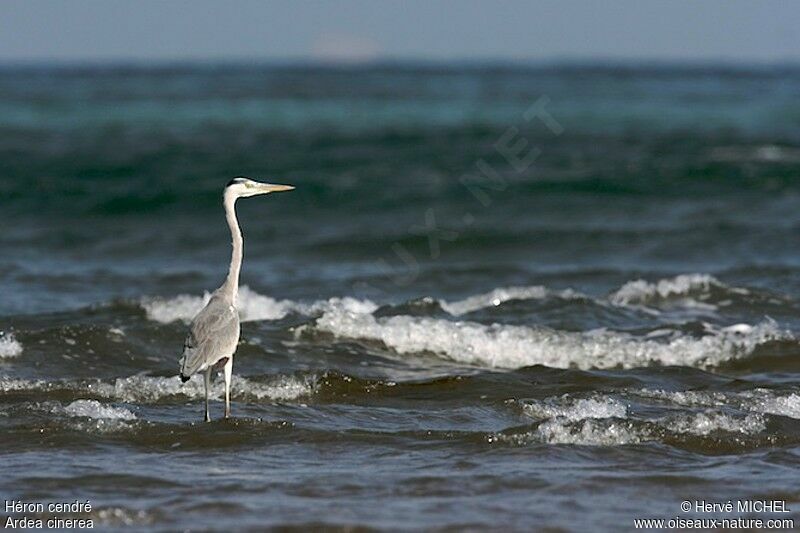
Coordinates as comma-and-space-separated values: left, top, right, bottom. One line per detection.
634, 389, 729, 407
609, 273, 740, 308
441, 286, 561, 316
636, 388, 800, 420
667, 411, 765, 436
534, 418, 642, 446
527, 409, 765, 446
308, 304, 789, 369
140, 274, 764, 326
741, 390, 800, 419
0, 333, 23, 358
141, 286, 376, 324
522, 395, 627, 421
141, 293, 209, 323
111, 373, 314, 403
506, 392, 767, 446
304, 296, 379, 316
142, 285, 295, 323
64, 399, 136, 420
515, 394, 637, 445
0, 376, 44, 392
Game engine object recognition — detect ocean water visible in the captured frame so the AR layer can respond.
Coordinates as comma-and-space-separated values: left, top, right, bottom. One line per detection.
1, 63, 800, 531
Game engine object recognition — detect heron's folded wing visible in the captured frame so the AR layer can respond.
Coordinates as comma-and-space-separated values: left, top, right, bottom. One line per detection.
179, 298, 239, 376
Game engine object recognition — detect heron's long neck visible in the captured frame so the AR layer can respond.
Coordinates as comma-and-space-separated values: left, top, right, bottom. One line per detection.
221, 193, 243, 303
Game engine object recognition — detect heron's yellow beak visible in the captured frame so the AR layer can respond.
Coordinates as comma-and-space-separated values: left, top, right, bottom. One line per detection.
255, 182, 295, 193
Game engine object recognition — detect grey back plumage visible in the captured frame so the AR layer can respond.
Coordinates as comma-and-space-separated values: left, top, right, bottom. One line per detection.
179, 292, 240, 377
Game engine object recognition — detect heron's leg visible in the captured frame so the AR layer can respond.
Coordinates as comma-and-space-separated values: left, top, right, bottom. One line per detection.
204, 368, 211, 423
223, 357, 233, 419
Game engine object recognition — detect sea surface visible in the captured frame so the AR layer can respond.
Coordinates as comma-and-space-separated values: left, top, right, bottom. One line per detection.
1, 63, 800, 531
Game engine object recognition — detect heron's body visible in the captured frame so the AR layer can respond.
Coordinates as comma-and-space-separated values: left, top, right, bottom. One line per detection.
178, 177, 294, 422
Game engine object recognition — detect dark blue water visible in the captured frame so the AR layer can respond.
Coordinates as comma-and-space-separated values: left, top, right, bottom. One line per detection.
1, 64, 800, 531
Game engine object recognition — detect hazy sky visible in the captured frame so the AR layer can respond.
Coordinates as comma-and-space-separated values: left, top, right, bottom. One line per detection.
1, 0, 797, 63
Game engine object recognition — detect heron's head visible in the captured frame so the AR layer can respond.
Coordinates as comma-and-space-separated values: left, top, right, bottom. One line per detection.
225, 176, 295, 198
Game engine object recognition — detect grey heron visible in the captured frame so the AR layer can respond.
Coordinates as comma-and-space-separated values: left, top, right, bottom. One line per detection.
179, 177, 294, 422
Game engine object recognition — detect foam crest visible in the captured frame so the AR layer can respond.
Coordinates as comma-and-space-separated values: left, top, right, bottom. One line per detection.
0, 373, 315, 403
309, 306, 789, 369
305, 297, 379, 316
514, 394, 637, 445
140, 273, 764, 326
741, 391, 800, 419
142, 286, 295, 323
504, 393, 767, 446
0, 376, 44, 392
668, 411, 765, 436
522, 396, 627, 421
236, 287, 297, 322
142, 286, 377, 324
609, 273, 738, 307
440, 286, 581, 316
64, 399, 137, 420
111, 373, 314, 403
639, 388, 800, 420
0, 333, 23, 358
534, 418, 642, 446
435, 274, 760, 316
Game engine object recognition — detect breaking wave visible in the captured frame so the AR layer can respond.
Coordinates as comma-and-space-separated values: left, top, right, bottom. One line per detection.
64, 399, 137, 420
609, 273, 730, 306
521, 395, 628, 421
0, 373, 316, 404
141, 286, 377, 324
141, 286, 297, 323
635, 388, 800, 420
0, 333, 22, 358
504, 392, 772, 446
304, 307, 789, 370
43, 399, 141, 433
109, 373, 314, 403
439, 286, 584, 316
140, 273, 774, 325
132, 274, 795, 372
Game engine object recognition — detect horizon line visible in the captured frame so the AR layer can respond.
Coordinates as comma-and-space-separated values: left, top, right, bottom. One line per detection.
1, 55, 800, 70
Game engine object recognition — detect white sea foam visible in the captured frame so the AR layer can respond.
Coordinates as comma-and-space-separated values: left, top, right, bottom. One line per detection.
64, 399, 137, 420
443, 275, 755, 316
522, 395, 627, 421
741, 390, 800, 419
635, 389, 728, 407
534, 418, 642, 446
141, 273, 763, 326
609, 273, 742, 307
0, 376, 43, 392
515, 395, 638, 445
111, 373, 314, 403
140, 277, 789, 374
668, 411, 765, 436
92, 507, 153, 527
142, 286, 296, 323
509, 392, 767, 446
0, 372, 314, 404
0, 334, 23, 358
440, 286, 582, 316
304, 297, 379, 316
142, 286, 377, 324
308, 303, 788, 369
639, 388, 800, 420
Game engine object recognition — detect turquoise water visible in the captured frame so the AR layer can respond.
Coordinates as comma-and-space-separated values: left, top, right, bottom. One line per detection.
1, 64, 800, 531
